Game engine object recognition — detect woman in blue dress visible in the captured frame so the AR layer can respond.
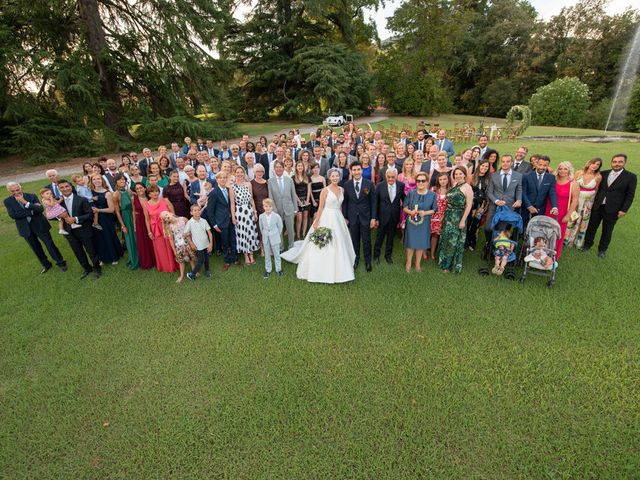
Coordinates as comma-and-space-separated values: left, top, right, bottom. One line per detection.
403, 171, 437, 273
90, 174, 124, 265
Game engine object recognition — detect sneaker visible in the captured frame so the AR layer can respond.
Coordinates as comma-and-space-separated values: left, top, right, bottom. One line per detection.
58, 229, 69, 235
186, 272, 196, 281
276, 270, 284, 277
92, 223, 103, 230
204, 271, 212, 278
263, 271, 270, 279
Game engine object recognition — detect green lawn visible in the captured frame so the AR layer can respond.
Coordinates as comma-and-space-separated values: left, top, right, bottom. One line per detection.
1, 138, 639, 477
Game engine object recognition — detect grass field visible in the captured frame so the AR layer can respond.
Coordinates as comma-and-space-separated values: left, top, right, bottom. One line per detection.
1, 132, 639, 477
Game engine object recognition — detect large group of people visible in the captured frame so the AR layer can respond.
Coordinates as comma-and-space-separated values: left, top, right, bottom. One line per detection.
4, 124, 636, 284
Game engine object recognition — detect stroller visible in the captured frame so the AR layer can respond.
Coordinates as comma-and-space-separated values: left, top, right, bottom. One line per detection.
519, 215, 561, 287
479, 206, 523, 280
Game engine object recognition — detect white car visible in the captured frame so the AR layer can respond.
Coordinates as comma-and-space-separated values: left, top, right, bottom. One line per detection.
324, 113, 353, 127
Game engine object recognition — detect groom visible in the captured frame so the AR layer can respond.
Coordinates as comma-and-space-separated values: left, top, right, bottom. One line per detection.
342, 162, 377, 272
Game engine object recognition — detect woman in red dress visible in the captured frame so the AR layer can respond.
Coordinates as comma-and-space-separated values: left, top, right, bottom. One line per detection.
143, 185, 179, 272
132, 182, 156, 269
545, 161, 579, 259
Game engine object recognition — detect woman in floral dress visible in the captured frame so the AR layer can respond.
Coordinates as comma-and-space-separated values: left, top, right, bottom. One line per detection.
565, 157, 602, 249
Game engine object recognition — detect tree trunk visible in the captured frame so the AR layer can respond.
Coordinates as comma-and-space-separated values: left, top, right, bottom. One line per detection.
78, 0, 130, 137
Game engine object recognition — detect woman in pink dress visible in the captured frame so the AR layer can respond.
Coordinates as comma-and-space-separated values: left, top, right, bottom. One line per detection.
397, 158, 417, 231
132, 183, 156, 269
143, 185, 178, 272
545, 161, 579, 259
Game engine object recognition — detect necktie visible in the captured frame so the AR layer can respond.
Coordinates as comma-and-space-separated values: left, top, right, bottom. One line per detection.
515, 162, 520, 170
502, 173, 508, 192
355, 181, 360, 197
52, 184, 59, 198
538, 173, 543, 186
222, 188, 228, 203
389, 184, 395, 203
279, 177, 284, 193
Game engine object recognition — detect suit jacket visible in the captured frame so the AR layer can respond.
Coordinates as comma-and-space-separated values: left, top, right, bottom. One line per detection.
254, 153, 270, 180
487, 170, 523, 207
138, 157, 154, 177
375, 181, 405, 226
306, 140, 321, 150
523, 171, 557, 213
258, 212, 283, 247
413, 140, 428, 152
4, 193, 51, 238
189, 179, 207, 205
205, 185, 232, 229
513, 161, 532, 174
593, 169, 637, 214
196, 142, 207, 152
229, 156, 248, 171
268, 175, 298, 217
313, 157, 330, 177
342, 178, 377, 225
435, 139, 455, 158
204, 147, 218, 159
169, 152, 182, 169
59, 194, 94, 235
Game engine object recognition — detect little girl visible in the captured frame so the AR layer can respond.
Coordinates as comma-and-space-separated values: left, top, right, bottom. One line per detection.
429, 172, 449, 260
161, 211, 195, 282
40, 188, 69, 235
492, 229, 515, 275
525, 237, 553, 270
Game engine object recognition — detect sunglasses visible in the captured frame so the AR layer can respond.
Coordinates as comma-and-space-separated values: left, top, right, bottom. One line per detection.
416, 179, 427, 183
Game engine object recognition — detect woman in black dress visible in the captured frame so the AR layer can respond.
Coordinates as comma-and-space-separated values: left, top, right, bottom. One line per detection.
90, 173, 123, 265
465, 160, 491, 251
163, 170, 191, 218
293, 161, 310, 240
308, 162, 326, 220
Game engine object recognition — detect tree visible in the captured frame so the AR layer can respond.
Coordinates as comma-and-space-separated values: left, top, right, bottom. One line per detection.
529, 77, 591, 127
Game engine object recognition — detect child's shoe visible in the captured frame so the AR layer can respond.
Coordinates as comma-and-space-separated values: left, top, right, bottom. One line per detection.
59, 228, 69, 236
92, 223, 103, 230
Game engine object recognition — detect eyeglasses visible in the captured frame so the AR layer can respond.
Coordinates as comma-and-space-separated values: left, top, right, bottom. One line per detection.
416, 179, 427, 183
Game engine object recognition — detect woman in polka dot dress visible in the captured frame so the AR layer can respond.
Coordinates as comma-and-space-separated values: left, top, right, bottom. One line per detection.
230, 165, 260, 265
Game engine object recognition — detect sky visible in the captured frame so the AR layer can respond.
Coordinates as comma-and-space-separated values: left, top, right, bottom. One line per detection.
366, 0, 637, 40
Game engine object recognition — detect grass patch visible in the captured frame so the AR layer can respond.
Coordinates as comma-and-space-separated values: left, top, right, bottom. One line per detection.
1, 139, 639, 477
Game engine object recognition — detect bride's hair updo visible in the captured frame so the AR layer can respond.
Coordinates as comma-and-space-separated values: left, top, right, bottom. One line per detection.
327, 167, 341, 179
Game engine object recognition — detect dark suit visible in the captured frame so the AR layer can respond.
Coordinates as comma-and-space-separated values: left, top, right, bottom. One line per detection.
522, 171, 557, 223
229, 156, 248, 171
413, 140, 427, 152
138, 157, 154, 177
584, 169, 637, 253
60, 194, 100, 273
513, 161, 532, 174
374, 181, 405, 260
342, 178, 377, 267
4, 193, 66, 269
254, 153, 270, 180
205, 186, 237, 264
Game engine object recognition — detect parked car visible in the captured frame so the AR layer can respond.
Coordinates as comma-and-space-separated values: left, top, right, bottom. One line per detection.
324, 112, 354, 127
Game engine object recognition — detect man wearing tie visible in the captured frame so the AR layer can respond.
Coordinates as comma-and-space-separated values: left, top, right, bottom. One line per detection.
205, 139, 218, 160
413, 130, 428, 153
373, 170, 405, 264
45, 169, 64, 199
4, 182, 67, 274
512, 146, 532, 174
205, 172, 240, 270
139, 147, 154, 177
398, 130, 411, 149
522, 155, 558, 224
58, 180, 101, 279
268, 161, 298, 250
436, 129, 455, 159
582, 153, 637, 258
485, 155, 523, 242
169, 142, 182, 169
312, 146, 329, 177
229, 144, 247, 170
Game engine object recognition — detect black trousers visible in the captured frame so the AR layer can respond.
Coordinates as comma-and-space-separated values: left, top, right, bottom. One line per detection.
212, 229, 223, 254
192, 248, 210, 275
349, 220, 371, 265
374, 220, 396, 259
465, 215, 481, 249
219, 225, 238, 264
583, 205, 619, 252
24, 230, 65, 268
65, 229, 99, 272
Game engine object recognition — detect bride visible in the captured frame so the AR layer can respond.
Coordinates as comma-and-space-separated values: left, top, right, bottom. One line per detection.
281, 168, 356, 283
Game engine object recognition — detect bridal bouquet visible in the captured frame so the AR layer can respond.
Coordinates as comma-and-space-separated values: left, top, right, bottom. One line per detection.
310, 227, 332, 249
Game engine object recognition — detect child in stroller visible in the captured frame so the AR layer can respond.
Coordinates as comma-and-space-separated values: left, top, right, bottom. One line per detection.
520, 215, 562, 287
492, 229, 516, 275
524, 237, 553, 270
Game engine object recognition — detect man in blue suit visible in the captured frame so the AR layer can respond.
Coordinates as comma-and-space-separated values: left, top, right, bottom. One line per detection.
522, 155, 558, 224
435, 129, 455, 159
4, 182, 67, 274
205, 171, 239, 270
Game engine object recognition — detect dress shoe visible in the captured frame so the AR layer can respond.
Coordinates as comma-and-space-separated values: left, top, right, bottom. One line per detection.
40, 265, 52, 275
579, 246, 591, 252
80, 270, 90, 280
598, 250, 606, 259
353, 260, 359, 270
58, 263, 68, 272
366, 263, 372, 272
374, 257, 380, 265
385, 257, 393, 264
94, 269, 102, 279
223, 263, 230, 272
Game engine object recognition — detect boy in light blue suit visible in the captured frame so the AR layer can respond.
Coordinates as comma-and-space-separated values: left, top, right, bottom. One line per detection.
259, 198, 284, 278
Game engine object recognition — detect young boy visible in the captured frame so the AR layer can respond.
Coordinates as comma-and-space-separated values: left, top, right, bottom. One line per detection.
185, 204, 213, 281
258, 198, 284, 278
525, 237, 554, 270
72, 174, 102, 230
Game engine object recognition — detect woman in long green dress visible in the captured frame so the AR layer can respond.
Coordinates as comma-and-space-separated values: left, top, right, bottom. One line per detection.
437, 167, 473, 273
113, 173, 139, 269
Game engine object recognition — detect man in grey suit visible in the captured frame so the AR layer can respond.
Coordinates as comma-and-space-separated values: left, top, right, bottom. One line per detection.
512, 146, 532, 174
268, 161, 298, 250
484, 155, 523, 241
311, 146, 330, 177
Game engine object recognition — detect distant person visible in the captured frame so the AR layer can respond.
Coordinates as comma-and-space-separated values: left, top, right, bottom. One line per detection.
581, 153, 636, 258
4, 182, 67, 274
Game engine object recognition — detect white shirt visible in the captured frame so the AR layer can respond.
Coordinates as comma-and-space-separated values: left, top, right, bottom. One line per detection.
388, 182, 396, 203
185, 217, 211, 250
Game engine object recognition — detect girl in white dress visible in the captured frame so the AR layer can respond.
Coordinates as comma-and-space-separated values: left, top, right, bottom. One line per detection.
281, 168, 356, 283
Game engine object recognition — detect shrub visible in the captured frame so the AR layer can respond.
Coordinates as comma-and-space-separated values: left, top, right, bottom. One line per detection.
529, 77, 591, 128
623, 77, 640, 132
134, 116, 239, 143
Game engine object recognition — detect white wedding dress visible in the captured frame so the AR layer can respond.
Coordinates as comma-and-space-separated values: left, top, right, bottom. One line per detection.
281, 187, 356, 283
